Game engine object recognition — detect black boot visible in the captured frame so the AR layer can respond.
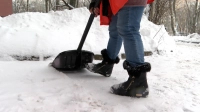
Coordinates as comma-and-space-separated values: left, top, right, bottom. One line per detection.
86, 49, 120, 77
110, 61, 151, 97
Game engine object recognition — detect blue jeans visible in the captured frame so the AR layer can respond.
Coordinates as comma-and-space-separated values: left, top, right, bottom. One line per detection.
106, 6, 145, 67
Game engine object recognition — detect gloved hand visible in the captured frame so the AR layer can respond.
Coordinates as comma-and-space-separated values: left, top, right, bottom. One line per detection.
89, 0, 100, 17
89, 0, 96, 10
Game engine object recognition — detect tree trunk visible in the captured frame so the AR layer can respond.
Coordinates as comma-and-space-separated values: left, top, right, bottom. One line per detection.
45, 0, 49, 12
148, 1, 156, 22
76, 0, 79, 7
56, 0, 60, 10
148, 0, 170, 25
173, 0, 177, 18
69, 0, 76, 7
169, 0, 177, 35
191, 0, 199, 33
27, 0, 29, 11
197, 4, 200, 34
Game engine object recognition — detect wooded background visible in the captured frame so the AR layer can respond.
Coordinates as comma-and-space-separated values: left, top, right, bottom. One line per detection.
12, 0, 200, 35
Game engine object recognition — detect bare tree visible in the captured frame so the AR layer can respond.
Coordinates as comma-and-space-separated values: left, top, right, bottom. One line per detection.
56, 0, 60, 10
13, 0, 27, 13
13, 0, 92, 13
191, 0, 199, 33
45, 0, 49, 12
69, 0, 77, 7
27, 0, 29, 11
45, 0, 53, 12
169, 0, 178, 35
148, 0, 170, 25
198, 5, 200, 34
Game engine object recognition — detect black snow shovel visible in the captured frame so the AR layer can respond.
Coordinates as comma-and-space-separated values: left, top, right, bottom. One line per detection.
51, 0, 100, 71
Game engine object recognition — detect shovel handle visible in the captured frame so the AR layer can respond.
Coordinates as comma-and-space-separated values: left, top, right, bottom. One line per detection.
77, 0, 101, 52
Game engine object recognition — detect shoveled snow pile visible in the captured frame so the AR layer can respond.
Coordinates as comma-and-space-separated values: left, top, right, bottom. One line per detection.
0, 7, 175, 57
175, 33, 200, 44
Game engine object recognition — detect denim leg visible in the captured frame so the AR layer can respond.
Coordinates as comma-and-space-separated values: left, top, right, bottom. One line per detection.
117, 6, 145, 67
106, 14, 123, 60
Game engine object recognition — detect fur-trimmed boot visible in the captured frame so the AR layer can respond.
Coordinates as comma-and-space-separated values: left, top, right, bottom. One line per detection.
110, 60, 151, 97
86, 49, 120, 77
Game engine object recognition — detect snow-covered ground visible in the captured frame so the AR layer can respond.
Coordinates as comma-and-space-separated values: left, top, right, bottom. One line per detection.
0, 7, 200, 112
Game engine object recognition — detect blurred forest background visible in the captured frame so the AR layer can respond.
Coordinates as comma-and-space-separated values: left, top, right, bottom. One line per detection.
12, 0, 200, 36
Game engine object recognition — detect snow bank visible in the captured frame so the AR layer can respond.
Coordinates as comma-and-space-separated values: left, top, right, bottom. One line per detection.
0, 7, 175, 57
174, 33, 200, 44
185, 33, 200, 43
187, 33, 200, 43
140, 16, 176, 53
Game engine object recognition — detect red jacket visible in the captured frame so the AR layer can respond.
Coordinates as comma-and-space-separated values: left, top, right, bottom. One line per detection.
147, 0, 154, 4
100, 0, 154, 25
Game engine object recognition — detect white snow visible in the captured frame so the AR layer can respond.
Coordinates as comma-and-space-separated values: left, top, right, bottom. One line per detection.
174, 33, 200, 44
0, 7, 200, 112
0, 7, 175, 57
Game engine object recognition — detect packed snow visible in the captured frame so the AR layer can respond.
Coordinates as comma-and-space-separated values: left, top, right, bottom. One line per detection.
0, 7, 200, 112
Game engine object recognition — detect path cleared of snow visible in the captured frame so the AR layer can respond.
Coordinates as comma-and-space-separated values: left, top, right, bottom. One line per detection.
0, 43, 199, 112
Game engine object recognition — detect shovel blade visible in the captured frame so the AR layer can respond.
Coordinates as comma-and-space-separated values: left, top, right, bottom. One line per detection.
52, 50, 94, 71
